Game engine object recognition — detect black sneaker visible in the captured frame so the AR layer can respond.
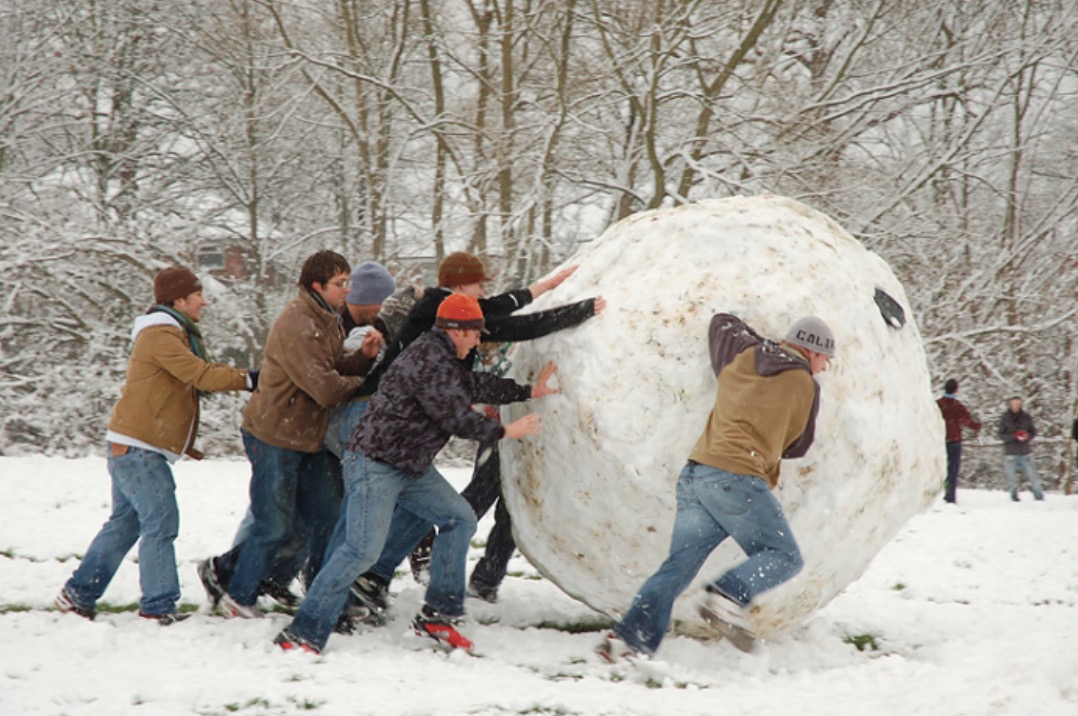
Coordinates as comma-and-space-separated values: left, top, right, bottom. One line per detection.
259, 580, 301, 609
139, 611, 191, 626
409, 534, 433, 584
349, 572, 389, 625
467, 580, 499, 604
274, 628, 321, 655
55, 588, 96, 621
334, 613, 356, 635
411, 606, 473, 651
197, 558, 225, 607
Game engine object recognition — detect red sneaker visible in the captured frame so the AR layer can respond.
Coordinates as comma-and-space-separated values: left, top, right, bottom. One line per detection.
411, 608, 473, 651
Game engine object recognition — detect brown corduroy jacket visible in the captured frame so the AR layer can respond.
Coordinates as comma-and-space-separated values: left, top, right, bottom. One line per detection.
108, 314, 249, 459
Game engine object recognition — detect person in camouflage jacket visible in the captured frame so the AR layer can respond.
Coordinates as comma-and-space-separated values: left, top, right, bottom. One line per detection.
275, 294, 558, 654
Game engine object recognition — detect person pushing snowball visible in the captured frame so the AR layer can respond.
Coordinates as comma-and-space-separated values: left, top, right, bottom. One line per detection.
599, 313, 833, 660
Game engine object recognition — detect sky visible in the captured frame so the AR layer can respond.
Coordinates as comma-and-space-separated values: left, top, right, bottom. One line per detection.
2, 455, 1075, 716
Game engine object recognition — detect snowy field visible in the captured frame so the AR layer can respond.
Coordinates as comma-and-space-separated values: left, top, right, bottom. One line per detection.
1, 455, 1076, 716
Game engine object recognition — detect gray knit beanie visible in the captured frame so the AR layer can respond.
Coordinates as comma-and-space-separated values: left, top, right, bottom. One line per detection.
784, 316, 836, 357
346, 262, 396, 305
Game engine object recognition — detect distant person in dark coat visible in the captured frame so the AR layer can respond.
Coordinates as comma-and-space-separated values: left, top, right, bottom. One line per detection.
936, 379, 981, 504
998, 396, 1044, 502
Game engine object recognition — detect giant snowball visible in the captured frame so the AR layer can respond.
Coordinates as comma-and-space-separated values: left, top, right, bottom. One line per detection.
500, 195, 944, 639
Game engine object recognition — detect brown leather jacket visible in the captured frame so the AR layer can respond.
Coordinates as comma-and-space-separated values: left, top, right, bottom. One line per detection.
242, 289, 373, 452
108, 313, 248, 459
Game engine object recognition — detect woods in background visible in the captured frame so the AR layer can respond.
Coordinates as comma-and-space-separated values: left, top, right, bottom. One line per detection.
0, 1, 1075, 489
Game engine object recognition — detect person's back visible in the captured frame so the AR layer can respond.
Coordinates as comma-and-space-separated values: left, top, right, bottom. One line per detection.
691, 341, 816, 487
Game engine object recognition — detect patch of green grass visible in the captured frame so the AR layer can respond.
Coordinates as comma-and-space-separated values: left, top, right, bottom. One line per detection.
290, 696, 324, 710
892, 582, 906, 591
506, 570, 544, 581
224, 697, 272, 712
531, 616, 615, 634
844, 633, 880, 652
0, 604, 32, 614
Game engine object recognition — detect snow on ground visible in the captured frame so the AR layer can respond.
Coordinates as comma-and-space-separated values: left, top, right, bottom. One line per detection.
1, 455, 1075, 716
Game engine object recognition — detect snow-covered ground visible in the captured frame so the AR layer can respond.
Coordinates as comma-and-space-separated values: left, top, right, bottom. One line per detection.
2, 455, 1075, 716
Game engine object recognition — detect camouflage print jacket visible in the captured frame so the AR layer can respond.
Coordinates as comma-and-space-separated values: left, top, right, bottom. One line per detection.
347, 327, 532, 475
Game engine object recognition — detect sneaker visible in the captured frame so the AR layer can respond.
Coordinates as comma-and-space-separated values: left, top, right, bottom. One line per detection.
197, 558, 226, 607
349, 573, 389, 625
698, 588, 758, 654
411, 606, 473, 651
217, 593, 262, 619
467, 580, 499, 604
596, 631, 639, 663
55, 588, 96, 621
274, 629, 321, 655
409, 539, 433, 585
259, 580, 301, 609
334, 613, 356, 635
139, 611, 191, 626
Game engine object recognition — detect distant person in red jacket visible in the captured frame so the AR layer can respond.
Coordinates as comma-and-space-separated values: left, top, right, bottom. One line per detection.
936, 379, 981, 504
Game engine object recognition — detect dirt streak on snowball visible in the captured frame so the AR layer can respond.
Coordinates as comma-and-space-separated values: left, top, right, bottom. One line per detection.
499, 195, 944, 639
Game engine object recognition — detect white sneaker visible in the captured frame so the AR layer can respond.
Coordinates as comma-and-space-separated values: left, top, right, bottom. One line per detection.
698, 591, 758, 654
596, 631, 641, 663
217, 593, 262, 619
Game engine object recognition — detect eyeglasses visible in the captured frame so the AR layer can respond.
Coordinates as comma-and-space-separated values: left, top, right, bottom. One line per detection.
328, 278, 349, 289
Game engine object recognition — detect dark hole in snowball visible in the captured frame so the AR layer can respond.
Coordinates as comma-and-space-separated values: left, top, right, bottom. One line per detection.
874, 288, 906, 329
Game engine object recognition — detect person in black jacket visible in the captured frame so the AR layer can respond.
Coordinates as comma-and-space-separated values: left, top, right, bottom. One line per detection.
350, 252, 604, 615
998, 396, 1044, 501
273, 294, 557, 654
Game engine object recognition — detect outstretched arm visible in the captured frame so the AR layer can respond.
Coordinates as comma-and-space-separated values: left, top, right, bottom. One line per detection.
483, 298, 602, 343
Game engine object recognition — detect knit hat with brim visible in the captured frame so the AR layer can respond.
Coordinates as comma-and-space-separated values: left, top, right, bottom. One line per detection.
435, 293, 487, 333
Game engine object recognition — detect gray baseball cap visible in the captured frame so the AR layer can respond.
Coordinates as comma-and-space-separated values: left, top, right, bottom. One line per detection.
785, 316, 835, 357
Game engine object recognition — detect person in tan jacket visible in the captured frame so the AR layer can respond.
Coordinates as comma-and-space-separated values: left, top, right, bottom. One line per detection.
599, 313, 833, 660
56, 266, 255, 624
199, 250, 383, 618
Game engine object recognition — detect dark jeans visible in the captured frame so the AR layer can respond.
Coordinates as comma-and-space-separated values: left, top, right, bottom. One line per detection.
944, 441, 963, 503
220, 431, 342, 605
374, 442, 516, 591
464, 443, 516, 591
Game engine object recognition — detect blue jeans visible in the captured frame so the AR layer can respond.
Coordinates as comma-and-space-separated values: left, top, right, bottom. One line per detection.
287, 451, 477, 651
324, 399, 370, 459
369, 440, 512, 592
64, 446, 181, 615
614, 462, 803, 655
224, 431, 342, 605
230, 507, 307, 588
1003, 453, 1044, 499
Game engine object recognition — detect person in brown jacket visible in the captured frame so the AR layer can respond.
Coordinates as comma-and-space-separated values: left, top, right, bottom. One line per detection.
599, 313, 833, 660
198, 250, 382, 618
56, 266, 255, 624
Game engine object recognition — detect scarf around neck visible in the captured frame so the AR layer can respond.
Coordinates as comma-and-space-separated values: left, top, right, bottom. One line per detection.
150, 304, 208, 361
